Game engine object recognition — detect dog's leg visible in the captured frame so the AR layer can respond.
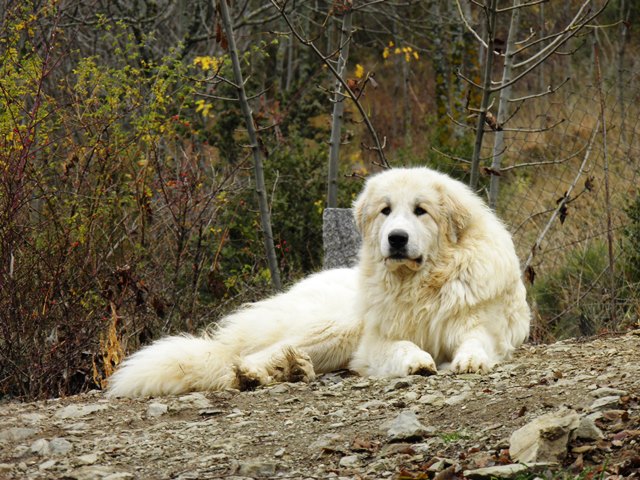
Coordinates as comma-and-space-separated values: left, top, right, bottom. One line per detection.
235, 345, 316, 390
450, 330, 496, 374
349, 336, 437, 378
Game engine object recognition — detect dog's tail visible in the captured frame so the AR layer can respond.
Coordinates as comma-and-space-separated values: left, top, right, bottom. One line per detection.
106, 334, 236, 398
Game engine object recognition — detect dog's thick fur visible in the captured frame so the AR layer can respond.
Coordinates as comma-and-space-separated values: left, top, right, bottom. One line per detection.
108, 167, 530, 398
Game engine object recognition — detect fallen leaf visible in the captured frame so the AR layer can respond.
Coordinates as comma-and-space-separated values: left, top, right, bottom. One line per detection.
351, 438, 379, 453
397, 469, 429, 480
496, 449, 511, 465
483, 166, 502, 176
572, 445, 596, 454
612, 431, 629, 442
602, 410, 627, 421
434, 465, 458, 480
525, 265, 536, 285
570, 453, 584, 472
512, 405, 527, 419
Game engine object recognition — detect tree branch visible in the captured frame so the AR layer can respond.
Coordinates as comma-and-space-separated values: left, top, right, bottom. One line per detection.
497, 0, 548, 13
499, 144, 586, 172
492, 2, 609, 95
270, 0, 389, 167
522, 119, 599, 272
507, 77, 569, 102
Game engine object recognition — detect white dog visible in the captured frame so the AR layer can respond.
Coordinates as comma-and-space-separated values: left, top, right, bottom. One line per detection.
108, 167, 530, 397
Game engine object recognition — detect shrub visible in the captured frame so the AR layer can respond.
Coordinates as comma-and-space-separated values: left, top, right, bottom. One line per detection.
0, 10, 239, 398
0, 8, 366, 399
531, 240, 630, 340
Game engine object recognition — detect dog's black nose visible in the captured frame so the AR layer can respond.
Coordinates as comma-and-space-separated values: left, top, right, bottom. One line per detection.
388, 230, 409, 249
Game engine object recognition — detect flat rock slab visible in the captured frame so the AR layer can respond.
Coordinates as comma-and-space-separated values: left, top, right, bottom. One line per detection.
383, 410, 434, 442
464, 463, 529, 479
509, 408, 580, 463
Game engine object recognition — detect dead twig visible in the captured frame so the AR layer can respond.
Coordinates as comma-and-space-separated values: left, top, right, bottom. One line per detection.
522, 119, 599, 273
270, 0, 389, 168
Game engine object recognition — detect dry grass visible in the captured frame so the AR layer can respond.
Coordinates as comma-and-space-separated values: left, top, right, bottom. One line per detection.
485, 80, 640, 339
92, 302, 125, 389
497, 85, 639, 269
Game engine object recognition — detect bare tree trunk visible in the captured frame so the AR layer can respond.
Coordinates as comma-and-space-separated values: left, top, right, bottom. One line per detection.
469, 0, 498, 190
489, 0, 521, 209
401, 47, 411, 144
272, 0, 388, 168
459, 0, 608, 191
326, 0, 335, 63
617, 0, 629, 143
451, 1, 473, 137
327, 4, 353, 208
285, 11, 295, 91
538, 2, 545, 91
391, 21, 400, 141
594, 41, 617, 327
218, 0, 282, 290
430, 1, 448, 126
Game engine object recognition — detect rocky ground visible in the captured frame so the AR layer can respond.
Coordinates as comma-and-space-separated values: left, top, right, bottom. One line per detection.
1, 331, 639, 480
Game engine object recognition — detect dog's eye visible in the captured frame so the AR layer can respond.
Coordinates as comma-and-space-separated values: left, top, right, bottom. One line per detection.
381, 206, 391, 216
414, 206, 427, 216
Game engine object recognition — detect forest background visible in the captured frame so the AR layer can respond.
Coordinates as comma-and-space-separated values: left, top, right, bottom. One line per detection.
1, 0, 639, 400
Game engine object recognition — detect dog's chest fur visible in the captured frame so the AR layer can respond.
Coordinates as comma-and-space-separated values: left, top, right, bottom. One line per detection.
359, 265, 465, 362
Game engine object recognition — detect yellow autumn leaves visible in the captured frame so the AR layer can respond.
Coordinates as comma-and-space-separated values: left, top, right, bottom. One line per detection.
352, 40, 419, 80
192, 56, 223, 118
195, 99, 213, 117
192, 43, 417, 120
193, 55, 222, 72
382, 41, 419, 62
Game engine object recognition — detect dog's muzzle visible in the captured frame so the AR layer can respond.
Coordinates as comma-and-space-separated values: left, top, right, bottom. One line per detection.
388, 229, 409, 257
385, 229, 423, 269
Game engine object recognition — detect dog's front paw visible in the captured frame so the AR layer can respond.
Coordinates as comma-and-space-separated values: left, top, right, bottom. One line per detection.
233, 364, 271, 391
403, 349, 437, 377
269, 346, 316, 384
451, 349, 491, 374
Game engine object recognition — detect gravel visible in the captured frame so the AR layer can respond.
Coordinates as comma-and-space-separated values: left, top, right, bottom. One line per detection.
1, 330, 639, 479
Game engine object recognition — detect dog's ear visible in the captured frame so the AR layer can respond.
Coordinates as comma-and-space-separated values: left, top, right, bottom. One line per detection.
352, 189, 368, 233
437, 184, 470, 243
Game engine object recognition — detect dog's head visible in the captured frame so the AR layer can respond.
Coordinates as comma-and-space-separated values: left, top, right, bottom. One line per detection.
353, 168, 471, 273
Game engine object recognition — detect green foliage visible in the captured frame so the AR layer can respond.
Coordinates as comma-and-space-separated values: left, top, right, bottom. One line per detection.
267, 137, 362, 273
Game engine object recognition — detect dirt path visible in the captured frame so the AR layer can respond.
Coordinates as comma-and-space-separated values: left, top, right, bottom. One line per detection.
1, 331, 639, 479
